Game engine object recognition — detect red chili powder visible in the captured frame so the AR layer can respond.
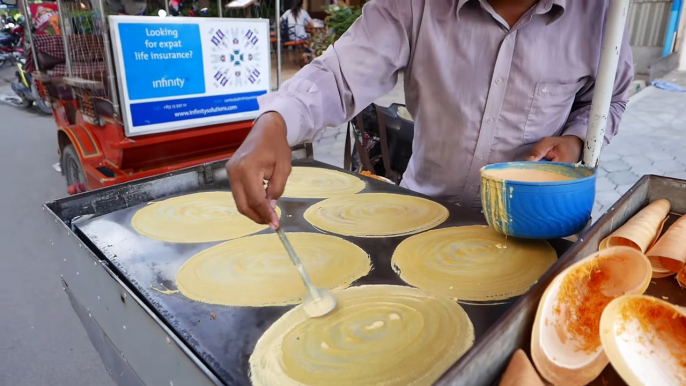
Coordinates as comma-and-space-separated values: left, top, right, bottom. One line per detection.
553, 260, 613, 353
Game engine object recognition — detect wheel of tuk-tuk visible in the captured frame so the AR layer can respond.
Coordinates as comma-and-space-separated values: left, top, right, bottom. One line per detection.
62, 144, 87, 191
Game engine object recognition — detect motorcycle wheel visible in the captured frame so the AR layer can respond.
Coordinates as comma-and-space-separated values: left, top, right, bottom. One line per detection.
36, 99, 52, 115
20, 95, 32, 108
29, 83, 52, 114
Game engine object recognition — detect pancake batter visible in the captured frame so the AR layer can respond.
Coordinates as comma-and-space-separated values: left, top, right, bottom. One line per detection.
175, 233, 370, 307
392, 226, 557, 301
303, 193, 449, 238
481, 168, 575, 183
131, 192, 281, 243
281, 167, 366, 198
250, 285, 474, 386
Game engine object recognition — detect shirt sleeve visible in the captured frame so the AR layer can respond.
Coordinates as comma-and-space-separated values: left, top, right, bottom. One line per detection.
258, 0, 413, 146
302, 10, 312, 25
561, 27, 634, 145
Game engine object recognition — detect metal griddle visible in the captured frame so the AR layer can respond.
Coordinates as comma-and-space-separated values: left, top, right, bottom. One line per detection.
44, 159, 686, 386
72, 159, 570, 385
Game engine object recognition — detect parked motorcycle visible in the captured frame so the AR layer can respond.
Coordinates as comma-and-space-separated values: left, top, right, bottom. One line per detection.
0, 16, 24, 67
11, 58, 53, 115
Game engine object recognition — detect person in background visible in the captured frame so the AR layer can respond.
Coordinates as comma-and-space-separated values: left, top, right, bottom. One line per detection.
281, 0, 312, 42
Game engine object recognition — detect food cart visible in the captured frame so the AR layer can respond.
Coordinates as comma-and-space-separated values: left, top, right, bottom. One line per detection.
15, 0, 308, 194
34, 0, 686, 385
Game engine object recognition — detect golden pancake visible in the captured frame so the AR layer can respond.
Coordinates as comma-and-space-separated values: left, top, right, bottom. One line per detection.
131, 192, 280, 243
281, 167, 366, 198
250, 285, 474, 386
175, 233, 370, 307
392, 226, 557, 301
303, 193, 449, 238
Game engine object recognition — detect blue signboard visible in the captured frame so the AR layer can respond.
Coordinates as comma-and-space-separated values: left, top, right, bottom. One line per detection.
109, 16, 271, 136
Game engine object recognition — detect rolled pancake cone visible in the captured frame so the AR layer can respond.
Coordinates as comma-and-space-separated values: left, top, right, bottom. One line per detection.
499, 350, 544, 386
599, 199, 670, 253
647, 214, 686, 274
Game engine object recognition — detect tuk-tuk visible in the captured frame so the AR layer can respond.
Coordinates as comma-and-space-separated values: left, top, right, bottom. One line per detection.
14, 0, 308, 194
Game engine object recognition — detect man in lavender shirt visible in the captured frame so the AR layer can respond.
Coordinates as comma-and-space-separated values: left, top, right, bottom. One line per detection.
227, 0, 633, 227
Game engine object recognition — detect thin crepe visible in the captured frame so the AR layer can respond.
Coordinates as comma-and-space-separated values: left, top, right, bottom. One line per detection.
599, 199, 670, 253
647, 214, 686, 274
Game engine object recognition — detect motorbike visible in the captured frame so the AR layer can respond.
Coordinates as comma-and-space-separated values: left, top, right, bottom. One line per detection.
0, 16, 24, 67
11, 57, 53, 115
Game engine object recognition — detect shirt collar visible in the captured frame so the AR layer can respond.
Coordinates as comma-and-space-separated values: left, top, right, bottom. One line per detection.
457, 0, 567, 22
456, 0, 470, 13
537, 0, 566, 23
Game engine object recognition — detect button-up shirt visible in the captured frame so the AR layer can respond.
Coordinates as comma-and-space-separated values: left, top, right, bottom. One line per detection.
259, 0, 633, 209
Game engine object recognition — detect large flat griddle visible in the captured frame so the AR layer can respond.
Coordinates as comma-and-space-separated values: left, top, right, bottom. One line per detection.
74, 159, 570, 385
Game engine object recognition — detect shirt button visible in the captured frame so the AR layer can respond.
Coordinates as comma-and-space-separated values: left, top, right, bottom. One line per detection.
541, 87, 548, 95
487, 118, 494, 124
495, 78, 503, 84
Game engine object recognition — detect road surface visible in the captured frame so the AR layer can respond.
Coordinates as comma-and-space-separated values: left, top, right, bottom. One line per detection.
0, 73, 115, 386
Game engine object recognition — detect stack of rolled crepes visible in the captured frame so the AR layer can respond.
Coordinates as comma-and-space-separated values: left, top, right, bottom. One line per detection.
599, 199, 686, 288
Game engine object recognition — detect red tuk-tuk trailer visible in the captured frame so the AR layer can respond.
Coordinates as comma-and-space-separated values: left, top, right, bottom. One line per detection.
18, 0, 305, 193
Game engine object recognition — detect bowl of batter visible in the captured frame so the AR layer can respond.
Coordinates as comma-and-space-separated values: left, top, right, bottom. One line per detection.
480, 161, 596, 239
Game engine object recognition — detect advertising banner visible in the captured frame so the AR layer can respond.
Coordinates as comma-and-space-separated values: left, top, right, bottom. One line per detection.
109, 16, 270, 136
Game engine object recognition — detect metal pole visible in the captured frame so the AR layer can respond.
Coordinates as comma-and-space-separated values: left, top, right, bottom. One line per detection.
98, 0, 121, 116
56, 0, 73, 77
276, 0, 282, 88
165, 0, 170, 16
218, 0, 223, 17
582, 0, 630, 168
20, 0, 40, 72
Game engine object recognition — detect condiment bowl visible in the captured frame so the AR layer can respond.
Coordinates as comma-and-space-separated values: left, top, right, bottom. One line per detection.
480, 161, 596, 239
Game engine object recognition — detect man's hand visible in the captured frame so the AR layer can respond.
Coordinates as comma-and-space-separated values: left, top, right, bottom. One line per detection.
226, 112, 292, 228
526, 135, 583, 163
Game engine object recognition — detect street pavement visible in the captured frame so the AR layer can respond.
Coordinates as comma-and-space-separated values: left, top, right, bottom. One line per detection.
311, 72, 686, 221
0, 68, 115, 386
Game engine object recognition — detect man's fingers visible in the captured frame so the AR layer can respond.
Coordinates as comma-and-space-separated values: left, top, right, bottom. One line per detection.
528, 138, 555, 162
266, 161, 292, 201
243, 171, 279, 228
229, 175, 268, 225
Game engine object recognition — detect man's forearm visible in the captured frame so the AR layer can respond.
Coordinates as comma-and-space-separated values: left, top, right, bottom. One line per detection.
562, 99, 627, 146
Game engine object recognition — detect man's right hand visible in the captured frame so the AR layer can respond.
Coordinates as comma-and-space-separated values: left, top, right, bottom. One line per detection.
226, 112, 292, 228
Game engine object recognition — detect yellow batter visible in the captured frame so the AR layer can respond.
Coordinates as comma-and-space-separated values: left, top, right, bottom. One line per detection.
481, 168, 575, 182
250, 285, 474, 386
392, 226, 557, 302
175, 233, 370, 307
131, 192, 280, 243
281, 167, 366, 198
303, 193, 449, 238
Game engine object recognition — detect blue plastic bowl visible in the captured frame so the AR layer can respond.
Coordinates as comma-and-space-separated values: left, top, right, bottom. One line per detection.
480, 162, 596, 239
